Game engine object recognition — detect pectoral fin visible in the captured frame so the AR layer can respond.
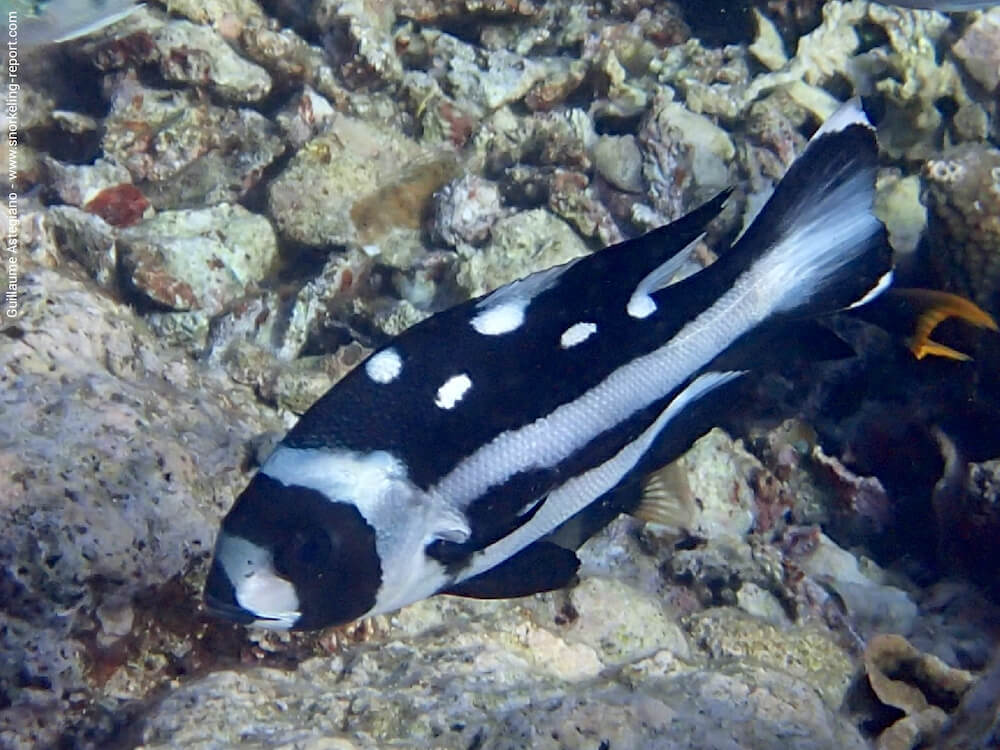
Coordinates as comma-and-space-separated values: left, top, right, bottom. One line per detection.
633, 462, 697, 532
442, 541, 580, 599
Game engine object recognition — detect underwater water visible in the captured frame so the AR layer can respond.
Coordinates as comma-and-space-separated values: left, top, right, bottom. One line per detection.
1, 0, 999, 747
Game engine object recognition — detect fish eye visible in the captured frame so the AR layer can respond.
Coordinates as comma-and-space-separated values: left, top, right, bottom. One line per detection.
276, 527, 333, 577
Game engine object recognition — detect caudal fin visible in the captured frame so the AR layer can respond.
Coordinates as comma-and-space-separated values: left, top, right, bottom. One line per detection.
732, 98, 893, 319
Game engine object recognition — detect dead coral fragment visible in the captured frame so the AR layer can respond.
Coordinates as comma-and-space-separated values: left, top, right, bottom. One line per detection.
864, 633, 975, 750
811, 445, 892, 534
430, 174, 504, 248
397, 0, 538, 25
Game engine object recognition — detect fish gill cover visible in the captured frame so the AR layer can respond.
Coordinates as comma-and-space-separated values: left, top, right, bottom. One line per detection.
2, 0, 1000, 748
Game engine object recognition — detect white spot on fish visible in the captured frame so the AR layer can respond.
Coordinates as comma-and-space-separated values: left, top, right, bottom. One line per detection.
471, 261, 581, 335
435, 373, 472, 409
627, 294, 657, 319
365, 348, 402, 384
626, 234, 703, 319
560, 322, 597, 348
471, 302, 525, 335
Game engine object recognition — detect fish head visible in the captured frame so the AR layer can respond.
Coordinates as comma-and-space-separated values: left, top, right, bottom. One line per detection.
203, 472, 381, 630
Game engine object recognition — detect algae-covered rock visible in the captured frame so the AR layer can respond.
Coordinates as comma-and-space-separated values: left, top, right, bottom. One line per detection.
669, 535, 786, 612
526, 576, 691, 667
952, 9, 1000, 93
43, 157, 134, 208
656, 38, 752, 121
118, 204, 279, 313
743, 91, 809, 189
133, 593, 867, 750
397, 0, 538, 25
153, 19, 272, 102
431, 174, 505, 248
875, 171, 927, 256
593, 134, 644, 193
923, 143, 1000, 312
275, 86, 338, 148
271, 347, 370, 414
674, 428, 758, 539
165, 0, 268, 27
683, 606, 855, 708
164, 0, 346, 104
313, 0, 402, 88
455, 209, 590, 297
267, 116, 425, 248
481, 106, 595, 176
792, 531, 919, 637
546, 168, 625, 246
102, 76, 285, 209
39, 205, 120, 289
0, 268, 282, 749
430, 32, 548, 114
640, 93, 735, 220
147, 308, 213, 351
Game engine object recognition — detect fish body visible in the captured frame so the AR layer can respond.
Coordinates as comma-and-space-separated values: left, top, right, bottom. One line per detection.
17, 0, 140, 49
204, 100, 892, 631
884, 1, 996, 10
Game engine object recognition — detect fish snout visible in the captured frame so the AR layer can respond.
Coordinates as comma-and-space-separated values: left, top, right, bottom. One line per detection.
204, 472, 383, 630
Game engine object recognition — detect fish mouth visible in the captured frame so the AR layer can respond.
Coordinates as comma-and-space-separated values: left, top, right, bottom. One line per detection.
203, 590, 300, 629
203, 559, 300, 628
202, 590, 259, 626
202, 559, 260, 626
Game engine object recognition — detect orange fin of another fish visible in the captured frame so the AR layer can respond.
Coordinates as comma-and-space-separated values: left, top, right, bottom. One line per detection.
894, 288, 998, 361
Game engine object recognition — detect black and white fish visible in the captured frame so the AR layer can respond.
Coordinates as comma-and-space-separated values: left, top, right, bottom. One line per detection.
18, 0, 141, 49
885, 1, 996, 10
203, 99, 894, 631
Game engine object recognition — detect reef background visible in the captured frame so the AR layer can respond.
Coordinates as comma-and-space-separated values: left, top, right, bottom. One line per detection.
2, 0, 1000, 747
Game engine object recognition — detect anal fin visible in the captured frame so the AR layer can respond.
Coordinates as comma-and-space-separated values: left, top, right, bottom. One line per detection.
442, 541, 580, 599
709, 319, 855, 373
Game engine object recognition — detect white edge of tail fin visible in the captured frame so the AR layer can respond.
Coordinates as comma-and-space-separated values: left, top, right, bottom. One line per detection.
813, 97, 871, 138
848, 269, 895, 309
732, 99, 870, 249
751, 99, 887, 316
